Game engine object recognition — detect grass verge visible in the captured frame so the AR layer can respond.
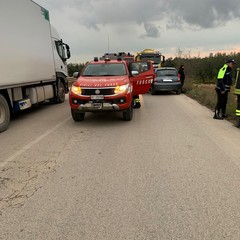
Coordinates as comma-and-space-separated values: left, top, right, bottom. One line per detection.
183, 78, 238, 124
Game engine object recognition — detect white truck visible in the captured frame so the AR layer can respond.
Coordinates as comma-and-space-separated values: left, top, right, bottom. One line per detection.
0, 0, 71, 132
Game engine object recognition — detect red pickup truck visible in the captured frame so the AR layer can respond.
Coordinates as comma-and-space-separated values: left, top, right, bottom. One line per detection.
69, 57, 155, 121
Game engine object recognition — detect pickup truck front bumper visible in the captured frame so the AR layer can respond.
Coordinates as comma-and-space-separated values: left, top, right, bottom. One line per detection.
77, 102, 120, 111
70, 95, 132, 112
69, 87, 133, 112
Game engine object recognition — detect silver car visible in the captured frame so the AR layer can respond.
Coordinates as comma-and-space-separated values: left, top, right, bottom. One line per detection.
151, 67, 182, 95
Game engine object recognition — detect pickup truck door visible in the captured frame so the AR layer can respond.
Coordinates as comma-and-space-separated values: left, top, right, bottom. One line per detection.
129, 61, 155, 95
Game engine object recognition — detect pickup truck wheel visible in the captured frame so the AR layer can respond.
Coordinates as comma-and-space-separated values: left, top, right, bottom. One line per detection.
123, 105, 133, 121
56, 81, 65, 103
0, 94, 10, 133
176, 89, 181, 95
71, 109, 85, 121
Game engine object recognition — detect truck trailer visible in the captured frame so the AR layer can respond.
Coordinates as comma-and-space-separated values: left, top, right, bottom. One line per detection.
0, 0, 71, 132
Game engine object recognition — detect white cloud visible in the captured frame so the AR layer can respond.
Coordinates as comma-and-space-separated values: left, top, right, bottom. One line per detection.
36, 0, 240, 62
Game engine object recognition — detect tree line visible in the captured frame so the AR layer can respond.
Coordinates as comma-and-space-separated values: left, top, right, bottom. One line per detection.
67, 52, 240, 83
164, 52, 240, 84
67, 63, 86, 77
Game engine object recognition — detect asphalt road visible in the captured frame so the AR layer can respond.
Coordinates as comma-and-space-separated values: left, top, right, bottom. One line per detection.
1, 93, 240, 240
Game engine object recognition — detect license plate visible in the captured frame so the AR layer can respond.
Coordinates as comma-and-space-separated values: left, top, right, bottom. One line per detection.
19, 99, 32, 110
163, 79, 172, 82
92, 103, 102, 109
91, 95, 104, 100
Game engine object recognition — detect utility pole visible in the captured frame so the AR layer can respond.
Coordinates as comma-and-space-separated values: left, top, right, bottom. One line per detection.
107, 34, 109, 53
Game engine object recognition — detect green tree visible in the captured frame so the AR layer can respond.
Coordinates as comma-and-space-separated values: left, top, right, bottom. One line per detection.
67, 63, 86, 77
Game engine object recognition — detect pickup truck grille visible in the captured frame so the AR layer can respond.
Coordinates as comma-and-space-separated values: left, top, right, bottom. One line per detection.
82, 88, 115, 95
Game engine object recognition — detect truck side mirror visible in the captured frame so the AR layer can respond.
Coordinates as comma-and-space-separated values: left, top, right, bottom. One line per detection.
131, 70, 139, 76
67, 50, 71, 59
73, 72, 80, 78
66, 44, 71, 59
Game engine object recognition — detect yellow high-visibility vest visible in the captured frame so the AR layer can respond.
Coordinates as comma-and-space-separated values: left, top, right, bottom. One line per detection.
217, 64, 228, 79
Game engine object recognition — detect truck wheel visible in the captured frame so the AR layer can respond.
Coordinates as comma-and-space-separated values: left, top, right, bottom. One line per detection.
123, 105, 133, 121
0, 94, 10, 133
57, 81, 65, 103
71, 109, 85, 121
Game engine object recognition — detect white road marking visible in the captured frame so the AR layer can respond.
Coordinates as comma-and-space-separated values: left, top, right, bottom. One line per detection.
0, 117, 71, 169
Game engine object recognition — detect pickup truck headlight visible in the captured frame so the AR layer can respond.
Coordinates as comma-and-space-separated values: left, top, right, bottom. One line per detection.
71, 85, 82, 95
114, 84, 129, 94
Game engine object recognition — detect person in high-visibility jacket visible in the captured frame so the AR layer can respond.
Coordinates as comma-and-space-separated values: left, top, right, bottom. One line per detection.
234, 67, 240, 127
213, 59, 235, 119
133, 95, 141, 108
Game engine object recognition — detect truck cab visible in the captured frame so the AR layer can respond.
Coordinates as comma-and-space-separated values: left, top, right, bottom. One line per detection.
135, 49, 165, 68
69, 57, 155, 121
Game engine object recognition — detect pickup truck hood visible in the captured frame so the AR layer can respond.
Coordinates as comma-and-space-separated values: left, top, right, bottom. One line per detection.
77, 76, 129, 87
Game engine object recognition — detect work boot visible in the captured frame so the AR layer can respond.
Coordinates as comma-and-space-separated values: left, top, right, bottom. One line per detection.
135, 102, 141, 108
213, 114, 223, 120
133, 102, 141, 108
221, 109, 228, 118
133, 98, 141, 108
213, 110, 223, 120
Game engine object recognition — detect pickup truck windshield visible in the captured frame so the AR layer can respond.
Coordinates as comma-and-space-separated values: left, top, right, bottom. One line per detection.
82, 63, 127, 76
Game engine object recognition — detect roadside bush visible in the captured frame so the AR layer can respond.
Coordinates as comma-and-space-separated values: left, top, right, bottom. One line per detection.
165, 52, 240, 83
184, 79, 237, 122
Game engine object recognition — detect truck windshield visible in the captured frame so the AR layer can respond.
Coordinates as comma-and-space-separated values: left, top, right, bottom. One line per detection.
82, 63, 127, 76
139, 54, 161, 64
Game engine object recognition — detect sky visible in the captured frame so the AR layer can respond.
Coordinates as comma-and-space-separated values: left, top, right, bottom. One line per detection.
35, 0, 240, 63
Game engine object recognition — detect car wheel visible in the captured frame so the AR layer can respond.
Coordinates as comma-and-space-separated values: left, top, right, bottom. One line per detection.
71, 109, 85, 121
150, 87, 155, 95
176, 89, 181, 95
123, 105, 133, 121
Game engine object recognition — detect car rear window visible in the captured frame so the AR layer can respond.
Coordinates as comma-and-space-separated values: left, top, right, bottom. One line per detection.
82, 63, 127, 76
156, 69, 177, 77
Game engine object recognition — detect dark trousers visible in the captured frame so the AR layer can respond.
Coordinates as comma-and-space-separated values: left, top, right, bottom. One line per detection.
215, 90, 229, 115
181, 79, 184, 87
237, 95, 240, 111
